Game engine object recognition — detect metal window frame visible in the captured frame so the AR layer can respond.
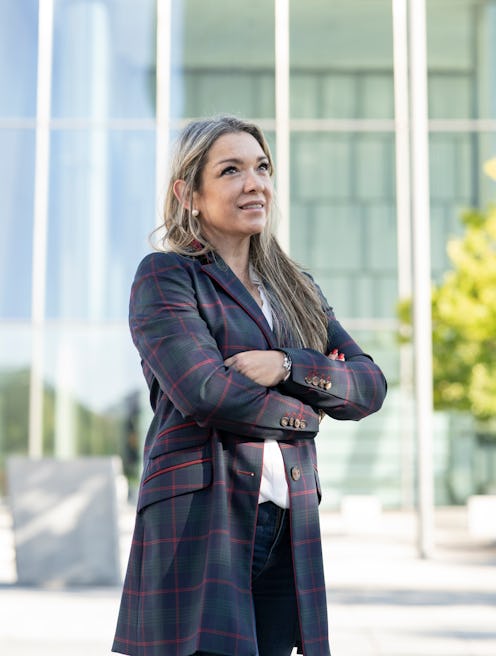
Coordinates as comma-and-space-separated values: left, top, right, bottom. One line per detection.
24, 1, 459, 546
275, 0, 290, 252
29, 0, 54, 457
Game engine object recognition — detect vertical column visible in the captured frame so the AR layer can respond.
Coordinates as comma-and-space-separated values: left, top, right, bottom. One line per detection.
409, 0, 435, 558
392, 0, 415, 509
274, 0, 290, 252
155, 0, 172, 227
393, 0, 412, 303
29, 0, 54, 457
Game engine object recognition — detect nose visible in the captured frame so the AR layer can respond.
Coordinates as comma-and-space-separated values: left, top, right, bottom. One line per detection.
243, 169, 264, 192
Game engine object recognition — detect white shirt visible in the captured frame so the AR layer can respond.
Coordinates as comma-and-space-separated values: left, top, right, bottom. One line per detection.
250, 268, 290, 509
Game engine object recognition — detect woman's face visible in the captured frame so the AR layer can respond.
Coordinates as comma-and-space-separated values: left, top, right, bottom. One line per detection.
193, 131, 273, 247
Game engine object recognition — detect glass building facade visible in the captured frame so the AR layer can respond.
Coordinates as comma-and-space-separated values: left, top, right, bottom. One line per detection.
1, 0, 495, 506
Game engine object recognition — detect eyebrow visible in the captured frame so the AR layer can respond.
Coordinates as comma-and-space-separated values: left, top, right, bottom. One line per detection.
214, 156, 269, 167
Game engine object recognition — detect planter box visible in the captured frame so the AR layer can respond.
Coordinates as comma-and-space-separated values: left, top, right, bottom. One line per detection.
7, 456, 123, 586
467, 494, 496, 540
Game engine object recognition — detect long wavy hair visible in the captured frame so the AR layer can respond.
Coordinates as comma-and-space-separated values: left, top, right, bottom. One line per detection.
154, 115, 328, 352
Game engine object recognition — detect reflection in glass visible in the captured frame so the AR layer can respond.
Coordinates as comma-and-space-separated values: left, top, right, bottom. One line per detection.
316, 327, 407, 509
3, 0, 495, 508
40, 325, 145, 475
52, 0, 156, 118
0, 325, 32, 488
290, 0, 394, 119
173, 0, 275, 118
47, 129, 155, 320
0, 0, 38, 117
427, 0, 496, 120
0, 130, 35, 319
290, 132, 396, 319
429, 131, 496, 280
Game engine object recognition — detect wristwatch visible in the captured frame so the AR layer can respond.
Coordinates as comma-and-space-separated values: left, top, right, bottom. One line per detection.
282, 352, 292, 380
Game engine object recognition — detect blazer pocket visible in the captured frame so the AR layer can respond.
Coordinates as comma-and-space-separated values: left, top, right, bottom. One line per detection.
138, 447, 213, 512
313, 465, 322, 504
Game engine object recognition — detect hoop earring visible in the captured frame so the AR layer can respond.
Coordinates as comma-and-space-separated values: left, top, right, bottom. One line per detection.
191, 209, 199, 217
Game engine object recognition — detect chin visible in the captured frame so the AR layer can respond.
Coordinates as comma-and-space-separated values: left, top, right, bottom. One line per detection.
247, 226, 265, 238
248, 218, 267, 233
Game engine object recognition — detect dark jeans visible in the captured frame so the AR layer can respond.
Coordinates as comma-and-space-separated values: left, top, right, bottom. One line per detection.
195, 501, 299, 656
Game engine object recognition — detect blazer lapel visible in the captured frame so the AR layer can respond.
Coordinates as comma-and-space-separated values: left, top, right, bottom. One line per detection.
201, 259, 277, 349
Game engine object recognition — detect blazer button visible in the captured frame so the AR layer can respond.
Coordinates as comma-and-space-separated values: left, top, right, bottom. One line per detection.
294, 418, 301, 428
300, 420, 306, 429
289, 416, 295, 427
312, 375, 320, 386
304, 376, 312, 384
280, 416, 289, 427
291, 466, 301, 481
325, 380, 332, 390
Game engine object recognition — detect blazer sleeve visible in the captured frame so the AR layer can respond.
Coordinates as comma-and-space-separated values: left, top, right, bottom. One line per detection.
129, 253, 320, 440
279, 283, 387, 421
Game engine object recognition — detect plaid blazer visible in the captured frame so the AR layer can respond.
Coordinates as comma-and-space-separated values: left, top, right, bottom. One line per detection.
112, 251, 387, 656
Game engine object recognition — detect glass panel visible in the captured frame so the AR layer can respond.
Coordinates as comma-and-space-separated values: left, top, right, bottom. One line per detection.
0, 129, 35, 319
46, 129, 156, 320
316, 328, 408, 509
427, 0, 496, 119
0, 0, 38, 117
429, 131, 496, 280
173, 0, 275, 118
290, 132, 397, 319
40, 324, 147, 482
290, 0, 394, 119
428, 75, 472, 120
52, 0, 156, 119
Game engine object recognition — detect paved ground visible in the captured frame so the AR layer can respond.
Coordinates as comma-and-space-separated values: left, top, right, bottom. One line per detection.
0, 502, 495, 656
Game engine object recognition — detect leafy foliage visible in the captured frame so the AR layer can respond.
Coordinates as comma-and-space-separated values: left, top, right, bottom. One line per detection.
398, 205, 496, 425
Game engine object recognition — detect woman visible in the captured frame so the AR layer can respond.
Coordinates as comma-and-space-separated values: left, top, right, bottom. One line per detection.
112, 115, 387, 656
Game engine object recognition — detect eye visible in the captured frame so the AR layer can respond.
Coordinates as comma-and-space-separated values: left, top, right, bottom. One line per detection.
220, 165, 238, 176
258, 160, 270, 172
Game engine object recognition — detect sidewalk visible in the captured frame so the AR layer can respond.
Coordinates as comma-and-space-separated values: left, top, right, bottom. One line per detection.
0, 502, 495, 656
320, 508, 496, 656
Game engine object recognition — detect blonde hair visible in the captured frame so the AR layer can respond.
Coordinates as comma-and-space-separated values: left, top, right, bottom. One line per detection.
155, 115, 328, 352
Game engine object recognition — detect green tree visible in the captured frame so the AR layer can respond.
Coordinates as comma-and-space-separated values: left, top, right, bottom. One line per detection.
399, 205, 496, 434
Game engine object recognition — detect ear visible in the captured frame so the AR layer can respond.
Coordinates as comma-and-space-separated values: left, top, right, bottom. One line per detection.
172, 179, 191, 210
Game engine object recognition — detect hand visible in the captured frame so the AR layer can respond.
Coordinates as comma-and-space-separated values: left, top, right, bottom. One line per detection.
328, 348, 345, 361
224, 350, 287, 387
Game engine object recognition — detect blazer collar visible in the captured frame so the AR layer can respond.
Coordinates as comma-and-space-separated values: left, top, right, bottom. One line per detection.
200, 257, 277, 349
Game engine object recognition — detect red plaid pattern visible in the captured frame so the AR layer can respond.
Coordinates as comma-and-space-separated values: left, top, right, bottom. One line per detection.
112, 252, 387, 656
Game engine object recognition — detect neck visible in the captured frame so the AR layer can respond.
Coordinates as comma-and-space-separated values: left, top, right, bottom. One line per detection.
208, 234, 263, 307
209, 235, 252, 281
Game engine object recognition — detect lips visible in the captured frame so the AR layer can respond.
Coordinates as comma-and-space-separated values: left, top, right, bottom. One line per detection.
239, 202, 264, 210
